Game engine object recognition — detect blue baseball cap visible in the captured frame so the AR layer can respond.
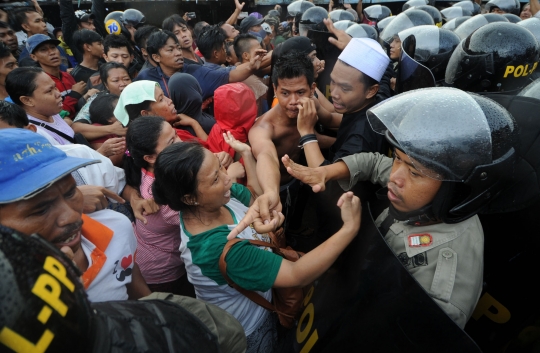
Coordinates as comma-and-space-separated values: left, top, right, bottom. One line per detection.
26, 34, 60, 54
0, 129, 99, 204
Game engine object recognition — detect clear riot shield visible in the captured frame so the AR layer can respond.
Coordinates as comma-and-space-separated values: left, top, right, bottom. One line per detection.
292, 204, 481, 353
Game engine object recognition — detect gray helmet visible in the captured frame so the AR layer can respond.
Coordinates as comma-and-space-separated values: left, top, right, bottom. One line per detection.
376, 16, 395, 34
517, 17, 540, 43
367, 87, 519, 223
299, 6, 329, 36
446, 22, 540, 93
485, 0, 521, 15
442, 16, 472, 31
380, 9, 434, 48
287, 0, 315, 17
329, 9, 356, 23
441, 1, 481, 20
416, 5, 443, 27
503, 13, 522, 23
346, 23, 379, 40
402, 0, 429, 12
333, 20, 357, 31
518, 78, 540, 99
398, 25, 461, 88
122, 8, 146, 28
364, 5, 392, 23
454, 13, 509, 40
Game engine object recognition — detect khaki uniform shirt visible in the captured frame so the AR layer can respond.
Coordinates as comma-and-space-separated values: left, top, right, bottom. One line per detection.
338, 152, 484, 328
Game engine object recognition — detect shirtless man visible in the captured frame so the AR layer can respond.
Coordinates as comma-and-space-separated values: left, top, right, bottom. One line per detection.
247, 52, 319, 231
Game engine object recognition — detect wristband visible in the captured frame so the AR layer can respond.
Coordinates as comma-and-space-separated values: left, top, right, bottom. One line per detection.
300, 140, 318, 149
298, 133, 316, 146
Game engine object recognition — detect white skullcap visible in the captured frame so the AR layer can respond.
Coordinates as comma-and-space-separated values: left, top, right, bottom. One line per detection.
338, 38, 390, 82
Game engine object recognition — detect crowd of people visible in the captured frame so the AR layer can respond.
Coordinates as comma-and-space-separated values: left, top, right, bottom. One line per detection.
0, 0, 539, 351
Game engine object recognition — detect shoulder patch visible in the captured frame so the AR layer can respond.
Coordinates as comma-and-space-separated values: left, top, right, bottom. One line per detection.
408, 233, 433, 248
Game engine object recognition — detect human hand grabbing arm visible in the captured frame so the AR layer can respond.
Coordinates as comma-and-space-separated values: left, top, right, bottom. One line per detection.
224, 131, 263, 197
173, 114, 208, 141
96, 137, 126, 157
78, 185, 125, 213
71, 81, 88, 95
227, 193, 283, 240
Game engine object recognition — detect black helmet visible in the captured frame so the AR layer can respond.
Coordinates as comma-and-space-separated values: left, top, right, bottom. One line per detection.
122, 8, 146, 28
0, 226, 93, 352
485, 0, 521, 15
454, 13, 509, 40
287, 0, 315, 17
442, 16, 472, 31
346, 23, 378, 40
104, 11, 126, 36
268, 9, 281, 19
416, 5, 443, 27
402, 0, 429, 12
367, 87, 519, 224
441, 1, 481, 20
329, 9, 355, 23
364, 5, 392, 23
380, 9, 434, 48
376, 16, 395, 34
446, 22, 540, 93
503, 13, 522, 23
397, 25, 461, 91
517, 17, 540, 44
299, 7, 329, 37
334, 20, 356, 31
518, 78, 540, 98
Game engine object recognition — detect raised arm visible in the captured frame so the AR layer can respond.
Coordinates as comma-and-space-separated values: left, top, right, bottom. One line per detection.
225, 0, 245, 26
229, 49, 267, 82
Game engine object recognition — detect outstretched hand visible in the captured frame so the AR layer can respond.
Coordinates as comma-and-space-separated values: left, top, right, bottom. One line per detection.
227, 192, 282, 239
282, 154, 327, 193
224, 131, 251, 154
324, 18, 351, 50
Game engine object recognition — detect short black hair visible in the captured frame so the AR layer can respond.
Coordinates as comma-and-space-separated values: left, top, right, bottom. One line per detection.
134, 25, 159, 50
196, 25, 226, 60
146, 30, 179, 58
0, 100, 29, 128
0, 21, 12, 30
13, 8, 38, 31
338, 59, 378, 88
103, 34, 133, 55
233, 33, 259, 61
5, 67, 43, 106
193, 21, 209, 39
89, 93, 119, 125
125, 100, 152, 122
72, 29, 102, 54
0, 42, 11, 60
272, 51, 314, 87
162, 14, 188, 33
99, 61, 130, 85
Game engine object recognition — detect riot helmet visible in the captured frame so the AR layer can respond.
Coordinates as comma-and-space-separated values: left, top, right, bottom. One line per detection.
123, 9, 146, 28
453, 1, 481, 15
376, 16, 395, 34
380, 9, 434, 50
503, 13, 522, 23
397, 25, 460, 91
329, 9, 356, 23
416, 5, 443, 27
346, 23, 379, 40
517, 17, 540, 44
442, 16, 472, 31
454, 13, 509, 40
0, 226, 93, 352
364, 5, 392, 23
446, 22, 540, 93
287, 0, 315, 17
402, 0, 429, 12
518, 78, 540, 99
334, 20, 357, 31
367, 87, 519, 224
299, 6, 329, 37
485, 0, 521, 15
104, 11, 126, 36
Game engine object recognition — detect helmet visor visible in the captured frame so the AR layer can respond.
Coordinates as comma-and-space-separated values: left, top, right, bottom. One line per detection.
367, 87, 492, 181
397, 34, 436, 93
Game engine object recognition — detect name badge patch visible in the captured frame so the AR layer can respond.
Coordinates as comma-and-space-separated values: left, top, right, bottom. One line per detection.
408, 234, 432, 247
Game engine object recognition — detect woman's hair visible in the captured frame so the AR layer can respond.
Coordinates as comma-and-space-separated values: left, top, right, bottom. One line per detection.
123, 116, 166, 189
152, 142, 205, 212
5, 67, 43, 106
89, 93, 119, 125
125, 100, 152, 122
99, 61, 130, 88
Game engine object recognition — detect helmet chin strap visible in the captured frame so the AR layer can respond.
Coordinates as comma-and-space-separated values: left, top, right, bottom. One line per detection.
376, 187, 441, 226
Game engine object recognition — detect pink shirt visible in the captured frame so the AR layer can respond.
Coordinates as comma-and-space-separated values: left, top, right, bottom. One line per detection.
134, 169, 185, 284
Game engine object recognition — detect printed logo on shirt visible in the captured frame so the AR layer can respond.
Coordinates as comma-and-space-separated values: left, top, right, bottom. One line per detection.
397, 251, 428, 268
112, 254, 133, 282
